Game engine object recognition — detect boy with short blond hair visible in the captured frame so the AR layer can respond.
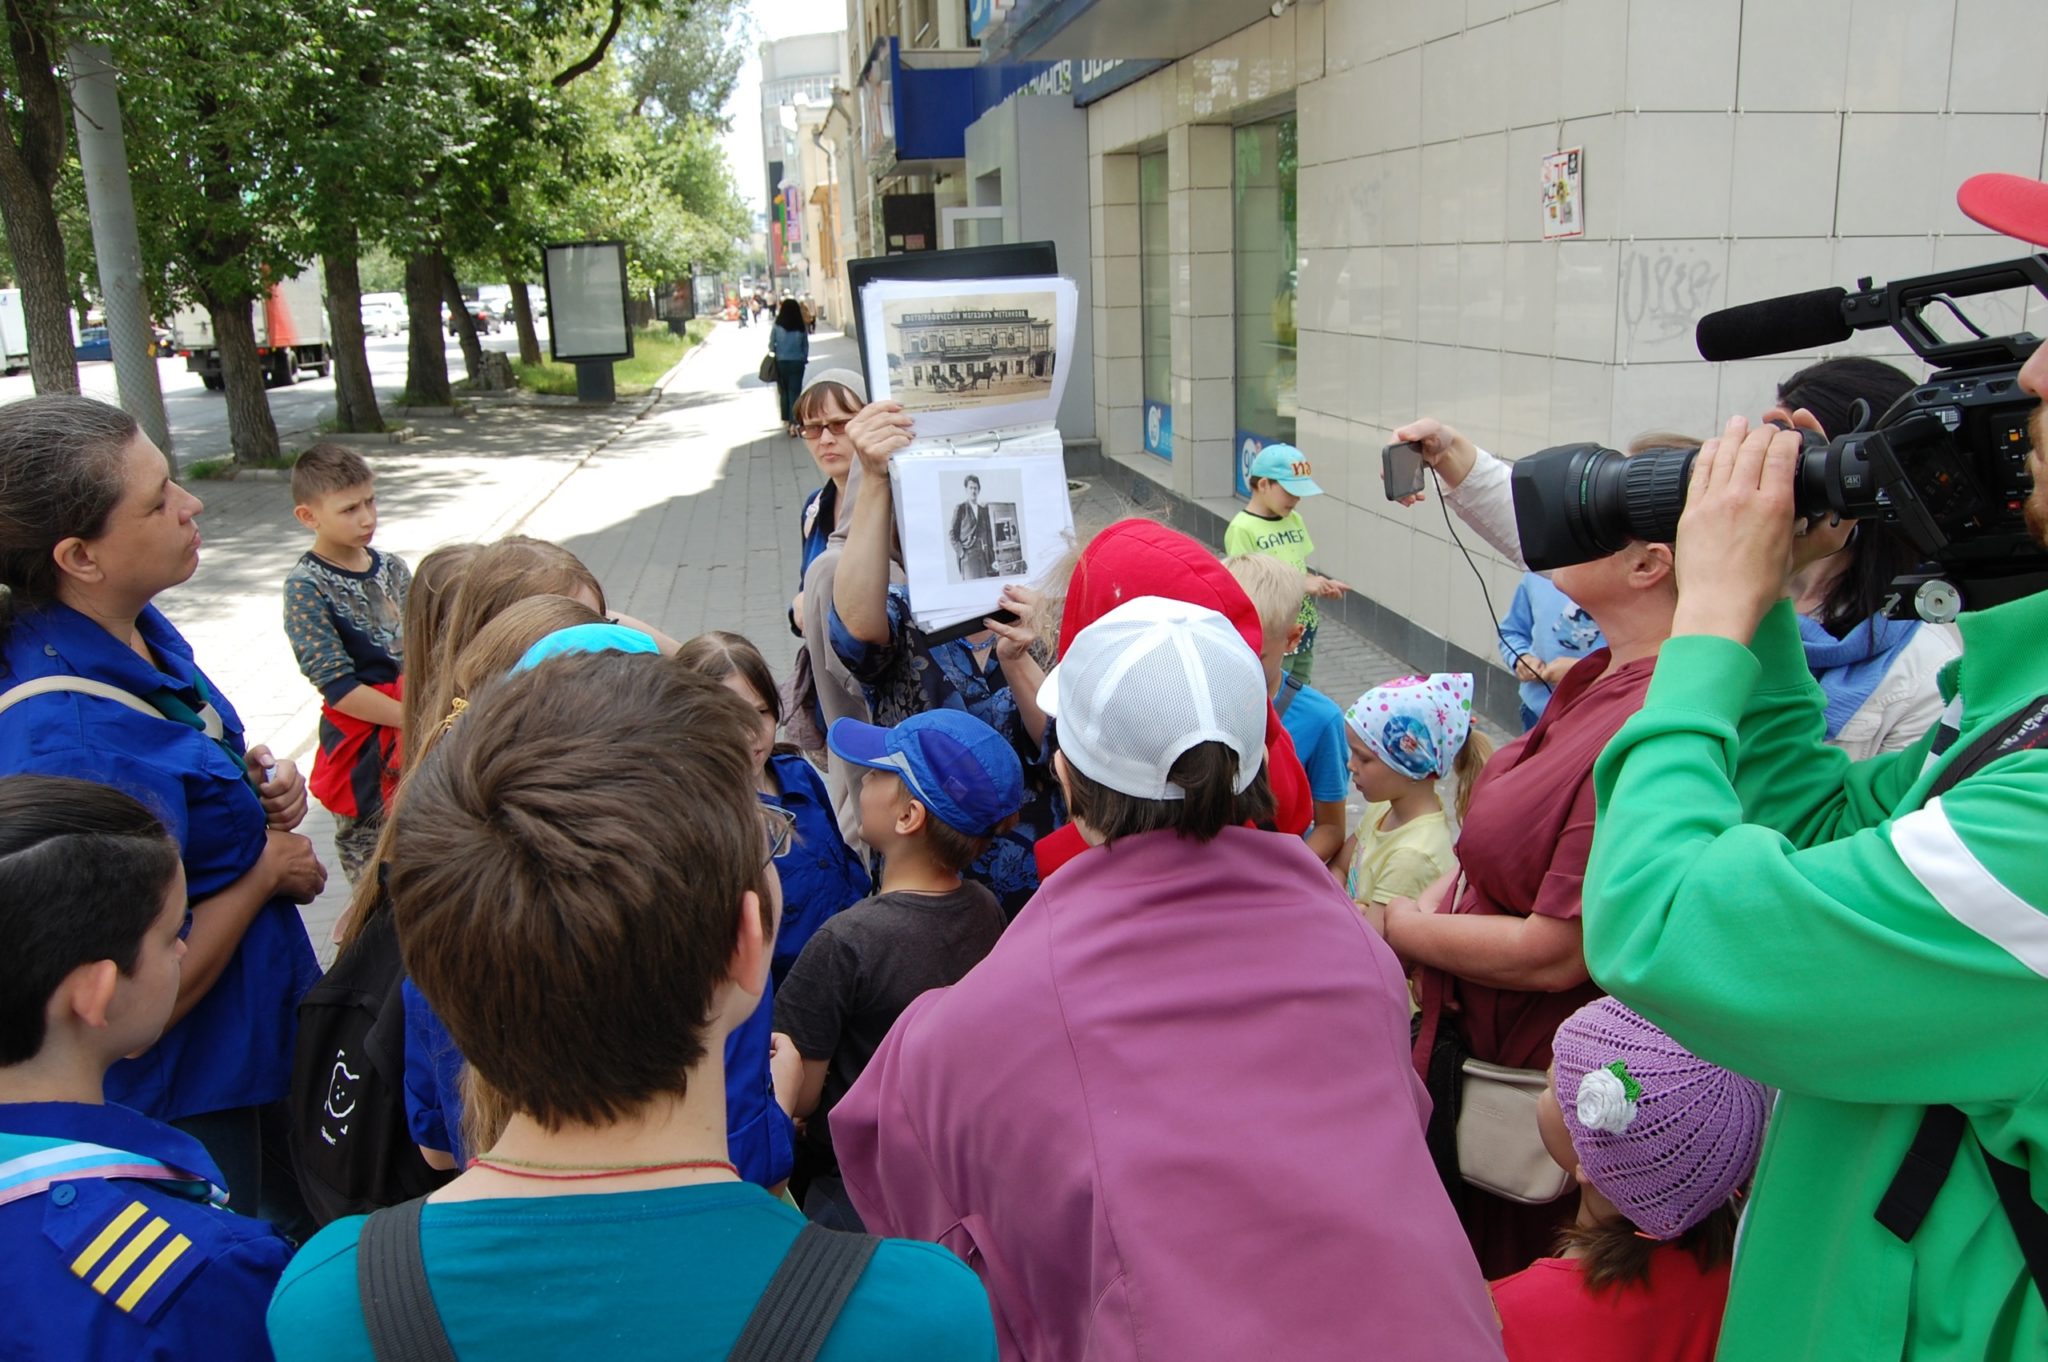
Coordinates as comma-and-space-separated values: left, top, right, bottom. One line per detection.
283, 443, 410, 884
1224, 551, 1350, 866
772, 709, 1023, 1227
1222, 442, 1349, 684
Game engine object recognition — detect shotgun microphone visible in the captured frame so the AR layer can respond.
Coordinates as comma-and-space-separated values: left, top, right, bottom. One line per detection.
1695, 287, 1853, 362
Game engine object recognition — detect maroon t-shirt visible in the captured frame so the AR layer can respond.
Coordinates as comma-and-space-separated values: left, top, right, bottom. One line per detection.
1414, 650, 1657, 1075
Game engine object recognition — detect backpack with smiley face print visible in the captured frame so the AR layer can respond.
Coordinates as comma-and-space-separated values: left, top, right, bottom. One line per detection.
287, 885, 453, 1228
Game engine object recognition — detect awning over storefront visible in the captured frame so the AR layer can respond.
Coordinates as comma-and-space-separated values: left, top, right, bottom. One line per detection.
981, 0, 1275, 64
858, 38, 979, 178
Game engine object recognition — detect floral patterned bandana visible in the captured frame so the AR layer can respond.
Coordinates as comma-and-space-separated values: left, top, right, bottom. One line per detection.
1343, 673, 1475, 782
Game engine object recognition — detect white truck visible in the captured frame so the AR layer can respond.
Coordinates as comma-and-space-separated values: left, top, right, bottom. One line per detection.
0, 290, 32, 373
170, 263, 332, 390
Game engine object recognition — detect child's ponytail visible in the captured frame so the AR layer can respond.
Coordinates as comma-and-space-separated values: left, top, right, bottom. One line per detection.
1449, 729, 1494, 824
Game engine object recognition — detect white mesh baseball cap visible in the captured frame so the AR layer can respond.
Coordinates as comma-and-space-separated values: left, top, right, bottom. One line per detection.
1037, 595, 1269, 799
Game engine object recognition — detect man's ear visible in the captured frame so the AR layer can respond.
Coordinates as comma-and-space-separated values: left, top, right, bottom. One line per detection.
50, 536, 103, 589
292, 503, 320, 532
1286, 623, 1307, 654
1633, 542, 1676, 591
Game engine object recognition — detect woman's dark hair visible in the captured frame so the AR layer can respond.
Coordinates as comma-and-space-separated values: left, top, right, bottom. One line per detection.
0, 395, 141, 641
1777, 358, 1923, 636
775, 299, 805, 331
1060, 741, 1276, 844
1555, 1199, 1739, 1295
0, 775, 181, 1065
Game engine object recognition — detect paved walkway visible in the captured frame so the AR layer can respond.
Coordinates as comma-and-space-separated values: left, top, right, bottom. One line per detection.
165, 318, 1442, 950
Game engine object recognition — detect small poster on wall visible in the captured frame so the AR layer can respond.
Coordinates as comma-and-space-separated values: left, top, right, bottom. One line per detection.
1541, 148, 1584, 241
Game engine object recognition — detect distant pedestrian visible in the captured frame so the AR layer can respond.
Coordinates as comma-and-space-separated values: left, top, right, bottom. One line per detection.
1224, 443, 1349, 686
283, 444, 411, 886
770, 300, 809, 437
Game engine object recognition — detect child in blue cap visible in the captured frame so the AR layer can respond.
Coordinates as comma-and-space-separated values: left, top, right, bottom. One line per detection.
772, 709, 1024, 1229
1223, 443, 1350, 685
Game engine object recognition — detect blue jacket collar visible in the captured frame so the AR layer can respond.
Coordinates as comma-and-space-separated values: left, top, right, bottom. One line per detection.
0, 1101, 226, 1188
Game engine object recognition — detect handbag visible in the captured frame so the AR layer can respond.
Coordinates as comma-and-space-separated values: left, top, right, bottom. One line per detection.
758, 351, 779, 383
1456, 1058, 1575, 1205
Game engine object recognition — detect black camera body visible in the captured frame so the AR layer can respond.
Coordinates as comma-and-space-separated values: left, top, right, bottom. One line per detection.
1511, 254, 2048, 620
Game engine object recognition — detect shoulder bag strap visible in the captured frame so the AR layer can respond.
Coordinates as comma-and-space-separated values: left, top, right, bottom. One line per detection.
725, 1222, 880, 1362
358, 1198, 460, 1362
0, 674, 162, 720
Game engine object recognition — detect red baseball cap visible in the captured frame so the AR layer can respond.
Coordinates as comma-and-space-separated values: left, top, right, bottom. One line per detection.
1957, 172, 2048, 248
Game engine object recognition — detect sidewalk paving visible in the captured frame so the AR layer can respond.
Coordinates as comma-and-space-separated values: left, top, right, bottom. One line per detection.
167, 318, 1456, 952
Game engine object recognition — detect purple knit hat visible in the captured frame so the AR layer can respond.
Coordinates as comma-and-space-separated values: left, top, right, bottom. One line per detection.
1553, 998, 1768, 1240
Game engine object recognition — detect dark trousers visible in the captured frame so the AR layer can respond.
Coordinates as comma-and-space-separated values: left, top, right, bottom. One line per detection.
173, 1101, 315, 1243
776, 359, 806, 423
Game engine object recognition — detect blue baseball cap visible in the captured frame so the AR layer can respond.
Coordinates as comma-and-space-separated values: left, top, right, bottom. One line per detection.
827, 711, 1025, 837
1246, 442, 1324, 496
513, 623, 660, 673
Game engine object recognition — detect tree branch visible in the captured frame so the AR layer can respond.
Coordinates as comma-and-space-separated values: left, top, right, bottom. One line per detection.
550, 0, 626, 88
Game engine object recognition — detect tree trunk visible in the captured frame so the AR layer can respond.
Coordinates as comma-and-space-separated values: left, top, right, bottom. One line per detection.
206, 292, 281, 465
506, 268, 542, 367
0, 0, 76, 394
323, 231, 383, 432
402, 249, 449, 406
440, 256, 482, 382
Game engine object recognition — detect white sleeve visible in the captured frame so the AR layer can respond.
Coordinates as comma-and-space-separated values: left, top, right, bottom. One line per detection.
1438, 448, 1527, 570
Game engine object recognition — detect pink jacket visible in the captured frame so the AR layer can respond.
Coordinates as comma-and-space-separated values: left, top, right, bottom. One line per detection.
834, 826, 1504, 1361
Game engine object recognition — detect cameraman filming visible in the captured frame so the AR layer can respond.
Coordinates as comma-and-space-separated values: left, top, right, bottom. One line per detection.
1580, 173, 2048, 1360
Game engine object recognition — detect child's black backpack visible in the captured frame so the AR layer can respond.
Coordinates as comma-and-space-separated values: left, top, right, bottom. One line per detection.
289, 892, 453, 1227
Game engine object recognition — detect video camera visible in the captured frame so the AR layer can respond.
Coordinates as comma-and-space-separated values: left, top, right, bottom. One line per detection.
1510, 254, 2048, 621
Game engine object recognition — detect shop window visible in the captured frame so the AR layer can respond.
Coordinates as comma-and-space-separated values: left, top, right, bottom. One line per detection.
1233, 116, 1297, 453
1138, 151, 1171, 458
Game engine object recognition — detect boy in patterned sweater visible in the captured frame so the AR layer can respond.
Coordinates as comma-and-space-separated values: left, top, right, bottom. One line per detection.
283, 444, 410, 884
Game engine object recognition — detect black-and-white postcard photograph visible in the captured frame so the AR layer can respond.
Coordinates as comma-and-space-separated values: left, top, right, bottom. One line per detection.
937, 467, 1028, 585
860, 275, 1078, 441
885, 294, 1059, 414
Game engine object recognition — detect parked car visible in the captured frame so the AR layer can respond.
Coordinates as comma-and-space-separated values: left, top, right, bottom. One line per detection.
360, 299, 404, 337
75, 326, 111, 362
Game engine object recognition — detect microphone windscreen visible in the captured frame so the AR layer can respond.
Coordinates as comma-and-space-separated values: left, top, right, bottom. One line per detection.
1696, 287, 1852, 362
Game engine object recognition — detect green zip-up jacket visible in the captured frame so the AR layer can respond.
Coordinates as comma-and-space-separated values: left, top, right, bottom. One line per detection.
1585, 592, 2048, 1360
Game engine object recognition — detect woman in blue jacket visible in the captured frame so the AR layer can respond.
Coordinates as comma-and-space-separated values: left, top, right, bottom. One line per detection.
770, 298, 810, 436
0, 397, 328, 1230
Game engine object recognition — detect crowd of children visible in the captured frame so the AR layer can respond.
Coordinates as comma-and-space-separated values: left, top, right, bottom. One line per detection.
0, 387, 1844, 1361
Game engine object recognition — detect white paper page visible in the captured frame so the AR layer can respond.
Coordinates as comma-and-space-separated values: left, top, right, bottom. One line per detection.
887, 428, 1074, 631
860, 276, 1079, 444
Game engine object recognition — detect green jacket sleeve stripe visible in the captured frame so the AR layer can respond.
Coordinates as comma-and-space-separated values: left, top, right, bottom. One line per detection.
1891, 797, 2048, 979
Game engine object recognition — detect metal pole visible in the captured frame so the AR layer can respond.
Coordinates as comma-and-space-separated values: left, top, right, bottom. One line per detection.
67, 43, 170, 455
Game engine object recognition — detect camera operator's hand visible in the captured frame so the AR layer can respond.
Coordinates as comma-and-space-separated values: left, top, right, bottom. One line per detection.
846, 401, 915, 480
1671, 414, 1803, 645
1390, 418, 1479, 500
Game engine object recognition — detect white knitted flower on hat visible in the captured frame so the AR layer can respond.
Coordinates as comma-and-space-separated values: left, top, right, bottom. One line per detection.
1576, 1062, 1641, 1134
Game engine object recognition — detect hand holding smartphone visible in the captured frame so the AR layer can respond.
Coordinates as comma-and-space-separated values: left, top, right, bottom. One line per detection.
1382, 441, 1427, 501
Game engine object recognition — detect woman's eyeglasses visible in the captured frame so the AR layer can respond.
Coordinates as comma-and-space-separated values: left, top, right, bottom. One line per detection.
800, 419, 851, 441
761, 805, 798, 864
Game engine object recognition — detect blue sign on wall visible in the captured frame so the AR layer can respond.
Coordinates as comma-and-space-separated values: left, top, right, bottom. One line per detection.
1234, 430, 1269, 498
969, 0, 994, 39
1143, 400, 1172, 460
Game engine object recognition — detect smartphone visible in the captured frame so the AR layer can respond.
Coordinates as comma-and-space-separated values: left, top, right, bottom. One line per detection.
1382, 441, 1427, 501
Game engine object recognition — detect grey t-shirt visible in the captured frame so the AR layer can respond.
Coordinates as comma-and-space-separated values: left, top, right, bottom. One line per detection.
775, 882, 1006, 1152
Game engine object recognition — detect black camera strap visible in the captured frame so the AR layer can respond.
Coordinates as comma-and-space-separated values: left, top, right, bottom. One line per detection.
1875, 690, 2048, 1306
